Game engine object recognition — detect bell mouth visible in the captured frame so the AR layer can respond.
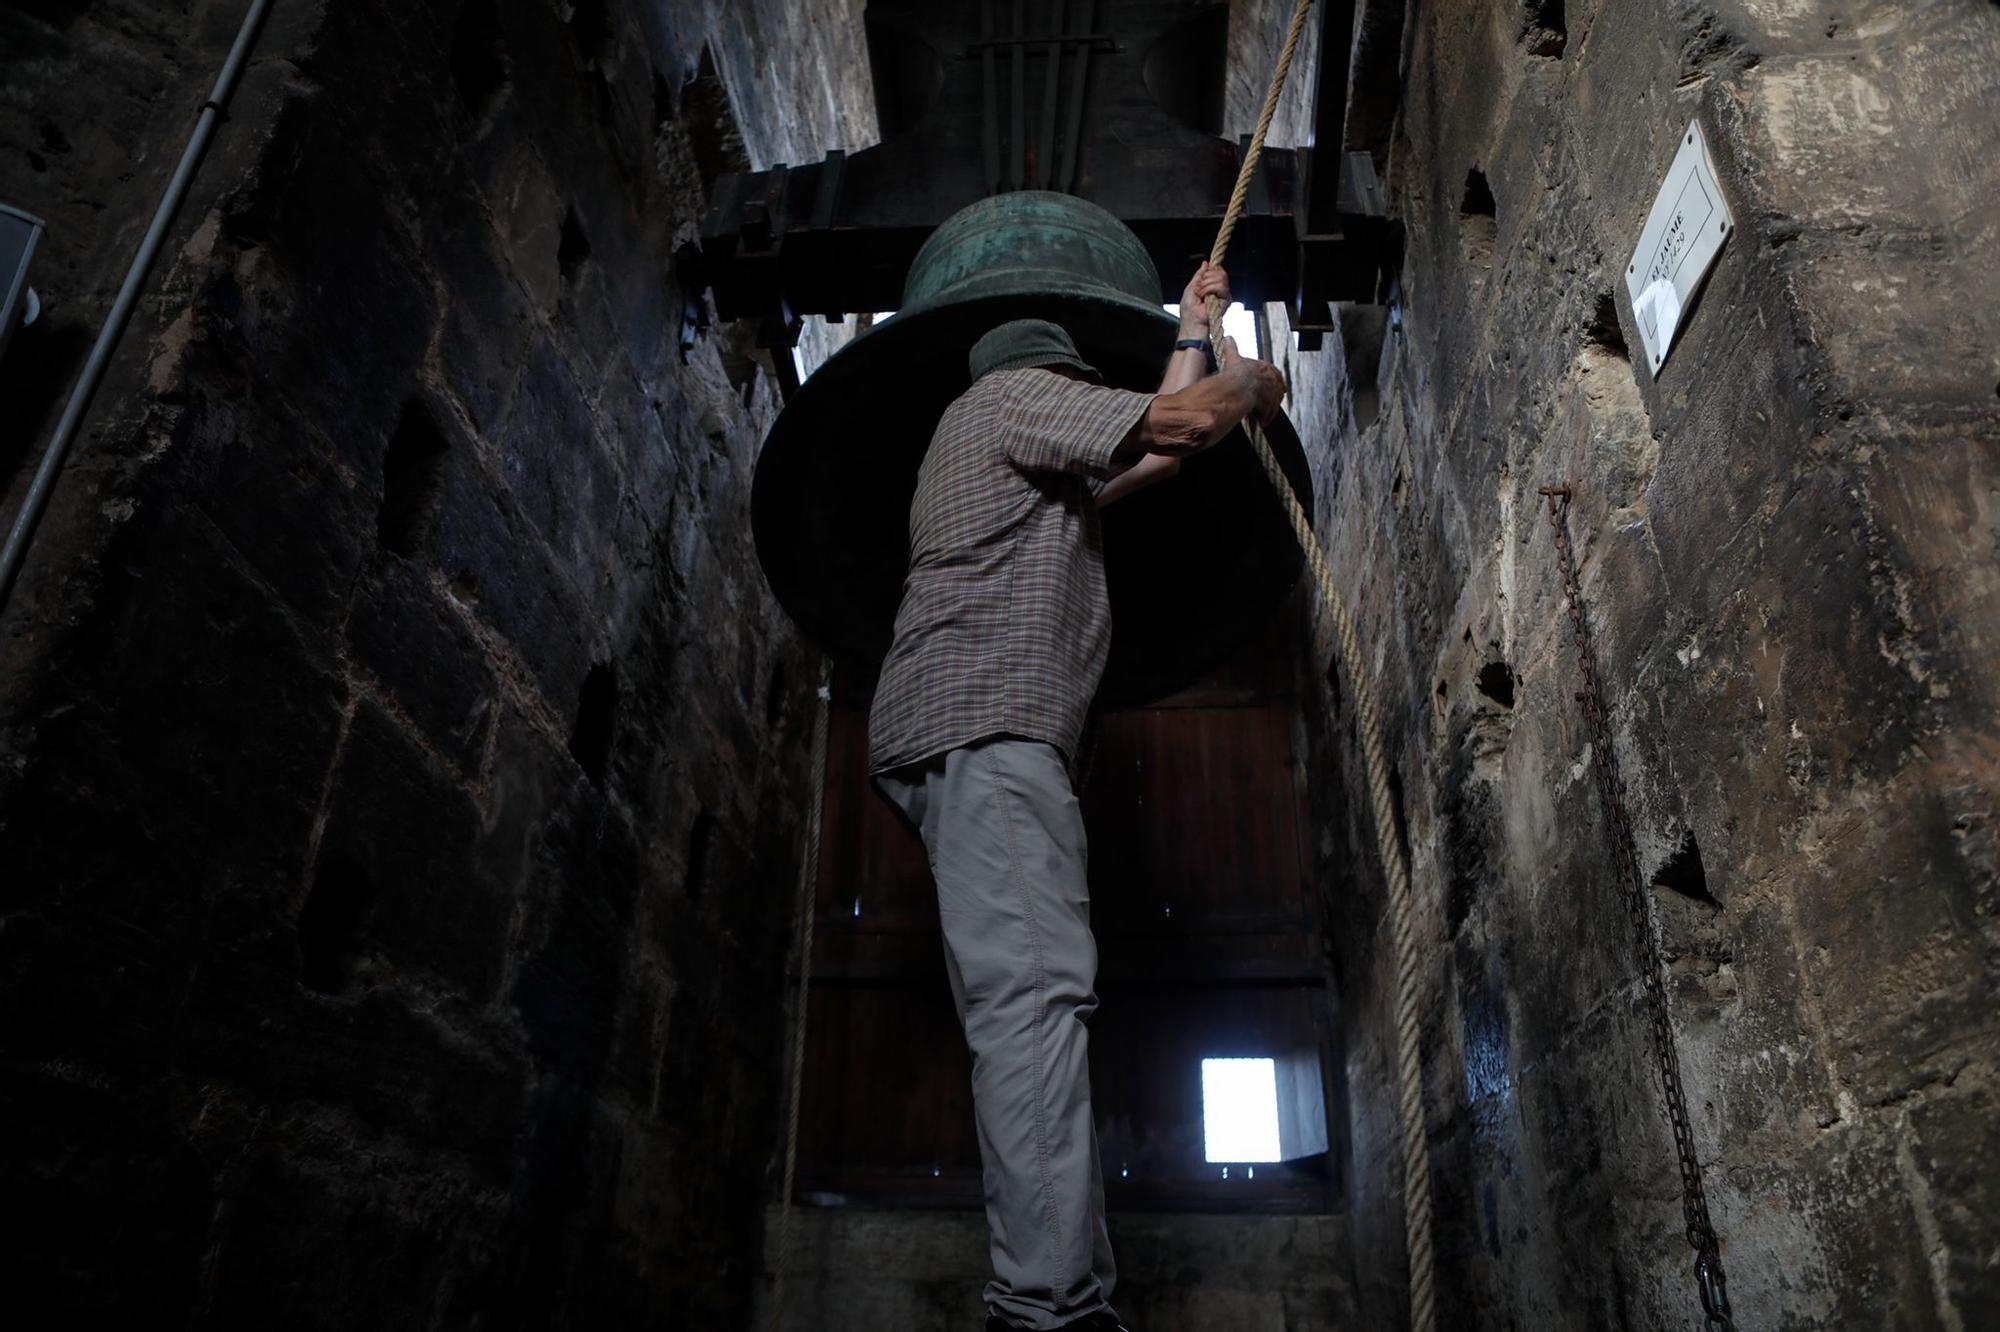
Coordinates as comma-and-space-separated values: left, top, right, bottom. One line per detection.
749, 192, 1312, 704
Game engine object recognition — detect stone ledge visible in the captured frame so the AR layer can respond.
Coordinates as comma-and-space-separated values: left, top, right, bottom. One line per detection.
755, 1205, 1359, 1331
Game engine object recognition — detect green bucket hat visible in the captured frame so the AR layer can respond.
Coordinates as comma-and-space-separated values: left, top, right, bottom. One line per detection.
967, 318, 1103, 383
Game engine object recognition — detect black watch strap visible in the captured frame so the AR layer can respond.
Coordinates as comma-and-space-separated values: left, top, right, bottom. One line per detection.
1173, 337, 1217, 371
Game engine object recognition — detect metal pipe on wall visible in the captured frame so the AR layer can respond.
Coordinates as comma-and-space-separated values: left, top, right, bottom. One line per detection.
0, 0, 275, 612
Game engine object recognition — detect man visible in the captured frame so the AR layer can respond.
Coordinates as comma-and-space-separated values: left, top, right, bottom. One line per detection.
869, 263, 1287, 1331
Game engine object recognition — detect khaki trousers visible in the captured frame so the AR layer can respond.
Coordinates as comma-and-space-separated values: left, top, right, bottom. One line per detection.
877, 737, 1116, 1329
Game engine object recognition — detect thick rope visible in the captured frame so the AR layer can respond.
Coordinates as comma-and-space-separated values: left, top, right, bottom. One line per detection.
768, 662, 832, 1332
1203, 0, 1315, 287
1206, 3, 1437, 1329
1247, 422, 1436, 1332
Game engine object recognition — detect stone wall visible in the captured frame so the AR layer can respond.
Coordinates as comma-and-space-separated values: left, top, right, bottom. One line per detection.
0, 0, 871, 1324
1268, 0, 2000, 1326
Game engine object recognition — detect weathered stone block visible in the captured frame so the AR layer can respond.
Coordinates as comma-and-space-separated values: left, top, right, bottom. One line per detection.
493, 336, 625, 590
197, 1132, 513, 1331
1716, 1130, 1940, 1329
186, 405, 371, 630
81, 509, 348, 874
311, 701, 513, 1005
345, 558, 496, 775
428, 181, 537, 433
226, 92, 441, 453
428, 432, 594, 712
1904, 1080, 2000, 1326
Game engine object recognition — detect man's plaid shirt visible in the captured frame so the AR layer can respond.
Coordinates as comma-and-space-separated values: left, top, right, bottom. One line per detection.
869, 368, 1156, 774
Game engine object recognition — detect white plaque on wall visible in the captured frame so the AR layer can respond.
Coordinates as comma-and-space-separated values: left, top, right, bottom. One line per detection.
1626, 120, 1734, 374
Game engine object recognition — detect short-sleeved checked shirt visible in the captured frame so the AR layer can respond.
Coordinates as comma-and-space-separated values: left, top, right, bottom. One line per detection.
869, 368, 1156, 774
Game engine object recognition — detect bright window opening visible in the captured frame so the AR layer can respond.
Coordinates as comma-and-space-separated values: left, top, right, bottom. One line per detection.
1163, 302, 1261, 359
1201, 1057, 1282, 1163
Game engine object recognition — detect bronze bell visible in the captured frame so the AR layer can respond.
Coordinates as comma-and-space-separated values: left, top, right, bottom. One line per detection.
750, 191, 1312, 703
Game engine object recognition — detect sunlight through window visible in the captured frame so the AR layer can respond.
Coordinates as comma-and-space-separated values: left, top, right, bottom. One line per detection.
1163, 302, 1260, 359
1201, 1057, 1282, 1163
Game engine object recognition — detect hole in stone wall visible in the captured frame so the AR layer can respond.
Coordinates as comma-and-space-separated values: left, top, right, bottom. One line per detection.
1520, 0, 1567, 58
298, 858, 380, 996
566, 0, 614, 66
1323, 657, 1342, 716
1434, 678, 1449, 715
378, 400, 449, 559
1652, 828, 1717, 906
1578, 288, 1655, 510
1460, 168, 1497, 270
1585, 291, 1628, 359
557, 205, 591, 283
683, 48, 751, 198
764, 660, 788, 729
685, 811, 715, 901
1338, 302, 1390, 433
1476, 661, 1515, 708
650, 65, 675, 129
1461, 169, 1497, 215
569, 661, 618, 784
451, 0, 510, 123
1350, 379, 1382, 433
1387, 767, 1414, 875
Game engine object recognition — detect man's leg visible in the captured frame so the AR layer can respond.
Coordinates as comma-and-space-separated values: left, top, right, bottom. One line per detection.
883, 739, 1115, 1328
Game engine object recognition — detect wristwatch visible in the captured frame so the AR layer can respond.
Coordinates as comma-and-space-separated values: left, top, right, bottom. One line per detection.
1173, 336, 1217, 372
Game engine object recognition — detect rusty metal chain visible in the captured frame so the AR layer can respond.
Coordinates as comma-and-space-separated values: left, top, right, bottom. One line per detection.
1539, 485, 1735, 1332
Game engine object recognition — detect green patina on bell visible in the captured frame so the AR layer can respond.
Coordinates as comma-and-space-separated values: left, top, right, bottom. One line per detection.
751, 191, 1311, 703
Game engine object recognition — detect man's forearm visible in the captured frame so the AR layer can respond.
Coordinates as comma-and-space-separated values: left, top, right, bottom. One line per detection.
1114, 337, 1284, 464
1094, 451, 1180, 507
1156, 344, 1208, 395
1112, 368, 1260, 463
1150, 365, 1261, 452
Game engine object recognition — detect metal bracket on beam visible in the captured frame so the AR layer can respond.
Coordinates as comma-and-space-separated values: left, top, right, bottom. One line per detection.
740, 164, 790, 257
757, 307, 803, 352
1337, 151, 1386, 218
809, 150, 845, 232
